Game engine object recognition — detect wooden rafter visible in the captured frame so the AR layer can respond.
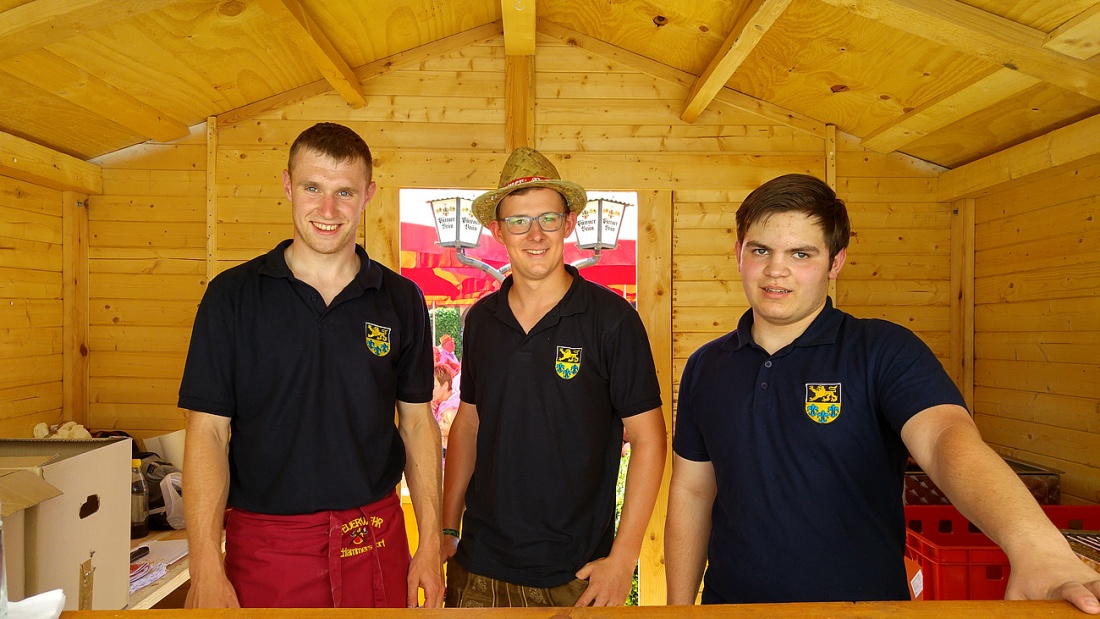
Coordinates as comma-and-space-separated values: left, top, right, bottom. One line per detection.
938, 112, 1100, 200
0, 0, 177, 61
254, 0, 366, 108
861, 68, 1040, 154
502, 0, 536, 55
537, 19, 826, 139
0, 49, 189, 143
0, 130, 102, 194
1044, 3, 1100, 60
218, 22, 504, 126
681, 0, 794, 123
505, 56, 535, 151
816, 0, 1100, 101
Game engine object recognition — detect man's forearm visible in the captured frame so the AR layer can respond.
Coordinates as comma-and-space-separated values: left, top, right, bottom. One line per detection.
664, 490, 711, 605
608, 427, 665, 565
664, 456, 716, 605
399, 402, 443, 549
442, 403, 478, 530
912, 417, 1066, 556
183, 413, 231, 576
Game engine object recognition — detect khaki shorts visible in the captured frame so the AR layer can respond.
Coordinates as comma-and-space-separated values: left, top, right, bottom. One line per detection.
445, 561, 589, 607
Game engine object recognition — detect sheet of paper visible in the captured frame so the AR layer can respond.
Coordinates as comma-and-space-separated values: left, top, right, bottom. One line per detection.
128, 539, 189, 594
142, 539, 189, 566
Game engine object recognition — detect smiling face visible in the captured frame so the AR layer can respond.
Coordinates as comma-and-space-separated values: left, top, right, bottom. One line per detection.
737, 211, 846, 344
282, 148, 376, 259
489, 187, 576, 285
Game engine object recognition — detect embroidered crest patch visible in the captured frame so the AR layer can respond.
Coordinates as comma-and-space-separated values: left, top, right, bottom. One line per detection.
555, 346, 582, 380
364, 322, 391, 357
804, 383, 841, 424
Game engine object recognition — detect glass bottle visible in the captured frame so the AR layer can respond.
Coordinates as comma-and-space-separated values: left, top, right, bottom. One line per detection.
130, 459, 149, 539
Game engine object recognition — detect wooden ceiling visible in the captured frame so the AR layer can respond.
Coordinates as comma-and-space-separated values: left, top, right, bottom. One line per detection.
2, 0, 1099, 171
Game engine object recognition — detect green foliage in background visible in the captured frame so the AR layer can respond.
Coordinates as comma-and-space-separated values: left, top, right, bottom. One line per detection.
430, 306, 463, 358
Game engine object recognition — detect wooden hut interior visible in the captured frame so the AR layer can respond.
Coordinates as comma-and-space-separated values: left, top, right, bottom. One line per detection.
2, 0, 1098, 603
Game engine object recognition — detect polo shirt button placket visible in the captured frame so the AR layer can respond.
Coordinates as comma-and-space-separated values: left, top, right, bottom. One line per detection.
761, 358, 774, 390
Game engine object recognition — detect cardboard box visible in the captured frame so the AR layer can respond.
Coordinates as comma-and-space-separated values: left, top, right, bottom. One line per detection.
1, 465, 63, 602
0, 437, 131, 610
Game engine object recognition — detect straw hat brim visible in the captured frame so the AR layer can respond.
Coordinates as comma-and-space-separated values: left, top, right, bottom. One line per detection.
472, 180, 587, 227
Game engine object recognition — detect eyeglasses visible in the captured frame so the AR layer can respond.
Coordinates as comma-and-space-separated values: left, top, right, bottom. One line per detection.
499, 211, 567, 235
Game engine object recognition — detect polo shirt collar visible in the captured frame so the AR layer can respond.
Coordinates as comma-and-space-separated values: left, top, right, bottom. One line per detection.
726, 297, 842, 353
486, 264, 588, 326
257, 239, 383, 292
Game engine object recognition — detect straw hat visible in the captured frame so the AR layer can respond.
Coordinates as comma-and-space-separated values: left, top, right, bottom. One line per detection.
471, 147, 587, 226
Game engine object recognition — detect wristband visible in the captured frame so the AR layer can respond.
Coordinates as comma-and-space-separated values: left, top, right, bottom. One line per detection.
443, 528, 460, 538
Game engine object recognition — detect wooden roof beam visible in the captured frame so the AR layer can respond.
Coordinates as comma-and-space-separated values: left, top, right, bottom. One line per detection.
861, 68, 1040, 154
502, 0, 536, 55
0, 130, 102, 194
816, 0, 1100, 101
681, 0, 794, 123
254, 0, 367, 108
0, 49, 190, 143
505, 55, 535, 151
537, 19, 825, 139
218, 22, 504, 126
1044, 3, 1100, 60
938, 112, 1100, 200
502, 0, 536, 150
0, 0, 177, 61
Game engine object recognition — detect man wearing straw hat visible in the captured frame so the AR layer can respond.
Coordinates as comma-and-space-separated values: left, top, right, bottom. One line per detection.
441, 147, 667, 607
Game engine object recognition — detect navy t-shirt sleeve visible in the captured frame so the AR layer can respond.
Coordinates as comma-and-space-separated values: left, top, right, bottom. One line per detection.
178, 274, 237, 417
671, 347, 710, 462
606, 308, 662, 418
871, 322, 967, 434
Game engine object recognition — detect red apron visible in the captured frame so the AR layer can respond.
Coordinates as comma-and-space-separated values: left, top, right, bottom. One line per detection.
224, 490, 410, 608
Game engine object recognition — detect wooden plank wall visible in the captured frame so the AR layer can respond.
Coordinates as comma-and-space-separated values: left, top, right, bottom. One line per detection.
835, 134, 951, 359
84, 127, 208, 440
46, 31, 963, 602
971, 161, 1100, 505
0, 175, 66, 435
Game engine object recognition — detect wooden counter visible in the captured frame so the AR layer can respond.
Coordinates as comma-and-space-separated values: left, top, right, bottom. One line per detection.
59, 600, 1087, 618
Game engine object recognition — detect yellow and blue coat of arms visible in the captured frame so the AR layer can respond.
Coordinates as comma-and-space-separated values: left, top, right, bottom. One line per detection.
364, 322, 391, 357
804, 383, 841, 424
555, 346, 582, 380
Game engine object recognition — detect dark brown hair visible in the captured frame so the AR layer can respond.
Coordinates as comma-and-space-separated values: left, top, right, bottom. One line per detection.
735, 173, 851, 260
287, 122, 373, 178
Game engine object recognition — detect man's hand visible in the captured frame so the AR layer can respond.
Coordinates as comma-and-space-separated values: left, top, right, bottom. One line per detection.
1005, 548, 1100, 614
184, 572, 240, 608
572, 554, 635, 607
407, 544, 444, 608
440, 532, 459, 563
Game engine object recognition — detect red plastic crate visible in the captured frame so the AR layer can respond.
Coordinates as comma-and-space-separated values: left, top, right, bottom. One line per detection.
904, 504, 1100, 600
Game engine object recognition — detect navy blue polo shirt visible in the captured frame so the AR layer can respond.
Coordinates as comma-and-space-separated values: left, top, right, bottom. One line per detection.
455, 266, 662, 587
178, 240, 433, 515
673, 298, 966, 603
